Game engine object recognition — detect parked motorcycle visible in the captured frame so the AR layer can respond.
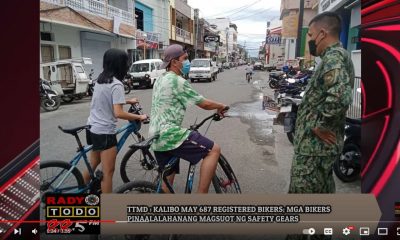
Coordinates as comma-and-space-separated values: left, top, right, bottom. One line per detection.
123, 75, 132, 94
40, 78, 60, 112
278, 94, 303, 144
333, 118, 361, 182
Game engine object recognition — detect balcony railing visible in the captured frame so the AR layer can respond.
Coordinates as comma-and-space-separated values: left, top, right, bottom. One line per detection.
175, 27, 191, 40
136, 30, 159, 43
42, 0, 134, 26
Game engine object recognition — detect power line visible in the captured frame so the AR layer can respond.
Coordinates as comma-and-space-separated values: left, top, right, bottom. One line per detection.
230, 7, 271, 20
202, 0, 263, 18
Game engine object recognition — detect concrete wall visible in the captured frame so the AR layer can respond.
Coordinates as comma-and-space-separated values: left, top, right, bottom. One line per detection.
40, 22, 82, 60
108, 0, 130, 11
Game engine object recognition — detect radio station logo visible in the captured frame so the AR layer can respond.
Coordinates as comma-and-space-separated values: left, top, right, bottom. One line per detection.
395, 202, 400, 217
45, 194, 100, 234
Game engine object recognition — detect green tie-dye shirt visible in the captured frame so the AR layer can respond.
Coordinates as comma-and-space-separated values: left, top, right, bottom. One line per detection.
149, 72, 205, 151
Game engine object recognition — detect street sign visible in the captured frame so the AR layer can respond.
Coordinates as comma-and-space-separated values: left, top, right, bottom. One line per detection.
266, 35, 281, 45
204, 35, 220, 43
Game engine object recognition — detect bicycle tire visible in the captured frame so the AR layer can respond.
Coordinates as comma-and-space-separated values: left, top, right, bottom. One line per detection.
120, 147, 158, 183
212, 154, 241, 193
39, 161, 85, 233
114, 181, 161, 240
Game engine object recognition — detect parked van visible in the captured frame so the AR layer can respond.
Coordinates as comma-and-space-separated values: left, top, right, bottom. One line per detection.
189, 58, 218, 83
128, 59, 165, 88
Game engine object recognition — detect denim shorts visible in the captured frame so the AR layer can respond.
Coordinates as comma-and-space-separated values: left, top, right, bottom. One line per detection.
154, 131, 214, 174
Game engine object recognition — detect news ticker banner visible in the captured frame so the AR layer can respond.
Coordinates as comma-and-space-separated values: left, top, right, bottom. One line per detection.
101, 194, 381, 236
45, 194, 100, 234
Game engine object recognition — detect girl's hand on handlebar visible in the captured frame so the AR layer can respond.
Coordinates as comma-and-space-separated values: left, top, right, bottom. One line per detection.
127, 98, 139, 105
139, 114, 148, 121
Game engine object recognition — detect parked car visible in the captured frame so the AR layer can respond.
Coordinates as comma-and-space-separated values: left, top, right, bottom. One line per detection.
128, 59, 165, 88
217, 63, 224, 73
254, 62, 264, 70
223, 62, 230, 69
189, 58, 218, 82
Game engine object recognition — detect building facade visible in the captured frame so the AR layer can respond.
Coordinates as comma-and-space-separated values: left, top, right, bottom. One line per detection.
279, 0, 318, 63
169, 0, 195, 59
134, 0, 169, 61
40, 0, 137, 77
207, 18, 238, 63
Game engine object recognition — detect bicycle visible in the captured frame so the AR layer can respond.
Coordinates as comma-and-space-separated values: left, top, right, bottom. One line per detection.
115, 108, 241, 240
39, 104, 155, 230
116, 107, 241, 195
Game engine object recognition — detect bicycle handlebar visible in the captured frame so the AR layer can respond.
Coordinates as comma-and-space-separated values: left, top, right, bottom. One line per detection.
190, 106, 230, 131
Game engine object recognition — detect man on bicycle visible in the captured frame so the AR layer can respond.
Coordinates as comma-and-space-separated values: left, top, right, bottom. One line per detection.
245, 63, 253, 82
149, 44, 228, 193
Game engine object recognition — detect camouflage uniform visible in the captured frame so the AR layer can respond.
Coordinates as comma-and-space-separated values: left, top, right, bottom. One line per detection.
288, 42, 355, 194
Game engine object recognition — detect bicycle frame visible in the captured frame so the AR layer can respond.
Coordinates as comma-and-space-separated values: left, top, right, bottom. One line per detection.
155, 157, 197, 194
49, 121, 142, 193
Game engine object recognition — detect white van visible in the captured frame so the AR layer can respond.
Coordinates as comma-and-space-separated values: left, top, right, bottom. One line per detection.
189, 58, 218, 83
128, 59, 165, 88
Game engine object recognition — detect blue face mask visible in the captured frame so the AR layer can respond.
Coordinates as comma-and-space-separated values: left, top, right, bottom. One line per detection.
180, 60, 191, 75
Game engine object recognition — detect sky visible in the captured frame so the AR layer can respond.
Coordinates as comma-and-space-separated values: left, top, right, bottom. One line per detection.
187, 0, 282, 57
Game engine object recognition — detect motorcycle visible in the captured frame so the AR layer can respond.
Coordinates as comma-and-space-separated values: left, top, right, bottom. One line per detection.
333, 118, 361, 182
279, 95, 303, 144
246, 72, 252, 83
123, 75, 132, 94
40, 78, 60, 112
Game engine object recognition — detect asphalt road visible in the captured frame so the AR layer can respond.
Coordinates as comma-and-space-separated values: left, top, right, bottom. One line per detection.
40, 66, 360, 240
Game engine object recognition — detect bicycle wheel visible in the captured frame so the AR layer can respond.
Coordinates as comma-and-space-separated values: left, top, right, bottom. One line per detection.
114, 181, 160, 240
40, 161, 85, 233
212, 154, 241, 193
120, 147, 158, 184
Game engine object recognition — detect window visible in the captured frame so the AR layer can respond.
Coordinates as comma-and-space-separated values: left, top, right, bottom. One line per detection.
151, 63, 155, 71
135, 8, 144, 31
41, 45, 54, 63
75, 66, 85, 73
59, 46, 71, 60
41, 32, 54, 41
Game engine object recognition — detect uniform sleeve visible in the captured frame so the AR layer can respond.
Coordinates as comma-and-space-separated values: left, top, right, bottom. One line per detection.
111, 84, 126, 105
315, 57, 353, 128
177, 78, 205, 106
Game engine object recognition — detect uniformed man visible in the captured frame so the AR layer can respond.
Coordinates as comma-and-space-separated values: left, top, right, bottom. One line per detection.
288, 11, 355, 194
286, 10, 355, 240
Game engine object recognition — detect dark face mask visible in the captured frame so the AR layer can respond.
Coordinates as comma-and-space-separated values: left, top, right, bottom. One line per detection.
308, 31, 322, 56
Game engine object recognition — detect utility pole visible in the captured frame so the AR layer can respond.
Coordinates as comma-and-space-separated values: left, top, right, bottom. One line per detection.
226, 27, 229, 63
194, 9, 199, 58
295, 0, 305, 58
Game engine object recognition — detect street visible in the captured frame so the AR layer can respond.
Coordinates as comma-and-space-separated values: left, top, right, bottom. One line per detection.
40, 66, 360, 239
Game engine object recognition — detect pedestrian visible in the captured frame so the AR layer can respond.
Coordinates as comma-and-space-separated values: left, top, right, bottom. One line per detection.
148, 44, 228, 193
82, 48, 148, 193
286, 10, 354, 240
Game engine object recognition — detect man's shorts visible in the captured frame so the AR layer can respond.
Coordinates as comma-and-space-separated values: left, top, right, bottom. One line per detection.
87, 130, 118, 151
154, 131, 214, 174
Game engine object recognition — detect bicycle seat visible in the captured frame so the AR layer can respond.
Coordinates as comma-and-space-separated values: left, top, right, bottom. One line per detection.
58, 125, 91, 135
130, 134, 160, 149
